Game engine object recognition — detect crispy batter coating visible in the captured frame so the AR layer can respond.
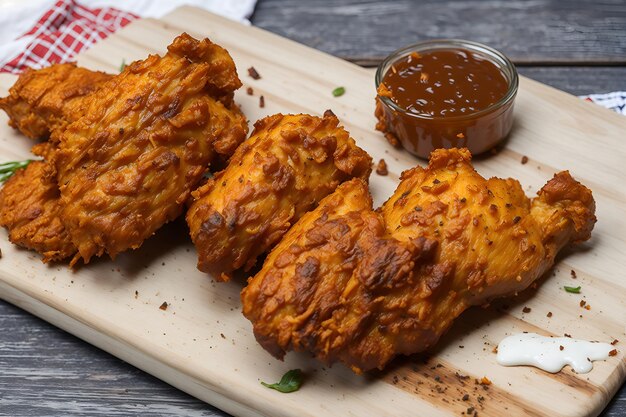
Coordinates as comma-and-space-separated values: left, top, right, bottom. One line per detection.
241, 148, 596, 373
0, 63, 111, 140
54, 33, 248, 265
0, 64, 108, 263
186, 112, 372, 279
0, 144, 76, 262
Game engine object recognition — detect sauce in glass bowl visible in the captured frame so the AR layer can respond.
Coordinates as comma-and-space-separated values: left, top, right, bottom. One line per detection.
375, 40, 518, 159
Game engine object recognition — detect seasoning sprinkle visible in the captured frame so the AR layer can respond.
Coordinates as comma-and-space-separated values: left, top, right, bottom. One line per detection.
376, 159, 388, 176
332, 86, 346, 97
564, 285, 581, 294
247, 66, 261, 80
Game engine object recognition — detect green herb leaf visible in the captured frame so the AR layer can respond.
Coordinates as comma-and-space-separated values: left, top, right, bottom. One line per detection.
332, 86, 345, 97
261, 369, 303, 393
0, 160, 31, 182
120, 59, 126, 72
564, 285, 581, 294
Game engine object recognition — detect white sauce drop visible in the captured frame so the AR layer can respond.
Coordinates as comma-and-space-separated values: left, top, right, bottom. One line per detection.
497, 332, 614, 374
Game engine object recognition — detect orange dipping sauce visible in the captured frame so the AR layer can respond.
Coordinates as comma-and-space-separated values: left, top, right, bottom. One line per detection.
375, 40, 518, 158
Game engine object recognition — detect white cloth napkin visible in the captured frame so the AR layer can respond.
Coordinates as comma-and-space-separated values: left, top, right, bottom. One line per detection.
0, 0, 257, 69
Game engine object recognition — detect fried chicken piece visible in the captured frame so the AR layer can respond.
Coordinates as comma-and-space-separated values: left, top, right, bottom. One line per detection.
54, 33, 248, 265
0, 64, 108, 263
0, 63, 111, 140
186, 112, 372, 279
0, 143, 76, 262
242, 148, 596, 372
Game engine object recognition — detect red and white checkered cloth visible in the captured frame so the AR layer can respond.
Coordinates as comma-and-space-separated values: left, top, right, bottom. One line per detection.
0, 0, 257, 74
1, 0, 136, 74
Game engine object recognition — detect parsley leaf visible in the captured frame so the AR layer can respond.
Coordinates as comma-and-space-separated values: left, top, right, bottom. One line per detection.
564, 285, 581, 294
332, 86, 345, 97
0, 160, 31, 182
261, 369, 303, 393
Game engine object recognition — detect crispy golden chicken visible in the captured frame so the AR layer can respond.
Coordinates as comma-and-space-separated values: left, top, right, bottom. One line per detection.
0, 144, 76, 262
54, 33, 248, 265
241, 148, 596, 373
186, 112, 372, 280
0, 63, 111, 140
0, 64, 109, 263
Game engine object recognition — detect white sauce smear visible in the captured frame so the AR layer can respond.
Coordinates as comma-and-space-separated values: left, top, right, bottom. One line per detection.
497, 332, 614, 374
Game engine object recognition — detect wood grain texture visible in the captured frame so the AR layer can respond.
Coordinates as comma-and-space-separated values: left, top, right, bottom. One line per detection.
0, 299, 225, 417
515, 67, 626, 96
0, 3, 622, 415
251, 0, 626, 64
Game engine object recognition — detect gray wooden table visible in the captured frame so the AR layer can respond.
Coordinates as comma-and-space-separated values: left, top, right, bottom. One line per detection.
1, 1, 624, 416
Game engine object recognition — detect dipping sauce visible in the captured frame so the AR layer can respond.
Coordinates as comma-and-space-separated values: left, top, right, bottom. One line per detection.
497, 333, 616, 374
375, 40, 518, 159
381, 49, 508, 117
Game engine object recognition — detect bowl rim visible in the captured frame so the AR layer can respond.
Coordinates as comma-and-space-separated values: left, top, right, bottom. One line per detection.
375, 39, 519, 121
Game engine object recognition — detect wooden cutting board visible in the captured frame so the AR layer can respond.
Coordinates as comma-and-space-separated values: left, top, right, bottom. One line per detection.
0, 6, 624, 417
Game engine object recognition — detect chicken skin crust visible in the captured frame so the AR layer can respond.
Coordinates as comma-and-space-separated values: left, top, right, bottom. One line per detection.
186, 112, 373, 279
0, 63, 111, 140
241, 148, 596, 373
0, 64, 109, 263
0, 143, 76, 262
54, 33, 248, 265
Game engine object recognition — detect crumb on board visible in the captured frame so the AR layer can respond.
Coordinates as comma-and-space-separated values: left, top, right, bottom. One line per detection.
571, 269, 577, 278
259, 95, 265, 108
547, 311, 553, 318
376, 159, 388, 176
609, 349, 618, 357
611, 339, 619, 345
159, 301, 168, 311
521, 155, 529, 164
134, 290, 138, 299
479, 376, 492, 385
247, 66, 261, 80
522, 306, 531, 313
246, 87, 254, 95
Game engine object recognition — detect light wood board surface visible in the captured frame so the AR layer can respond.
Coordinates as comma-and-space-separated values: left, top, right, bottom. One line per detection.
0, 6, 624, 417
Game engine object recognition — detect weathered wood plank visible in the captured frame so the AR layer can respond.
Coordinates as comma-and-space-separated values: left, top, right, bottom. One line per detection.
0, 300, 227, 416
516, 66, 626, 96
251, 0, 626, 64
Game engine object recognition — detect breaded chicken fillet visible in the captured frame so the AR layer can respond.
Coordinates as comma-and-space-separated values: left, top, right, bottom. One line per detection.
186, 111, 372, 279
0, 63, 111, 140
0, 143, 76, 262
241, 148, 596, 372
54, 33, 248, 265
